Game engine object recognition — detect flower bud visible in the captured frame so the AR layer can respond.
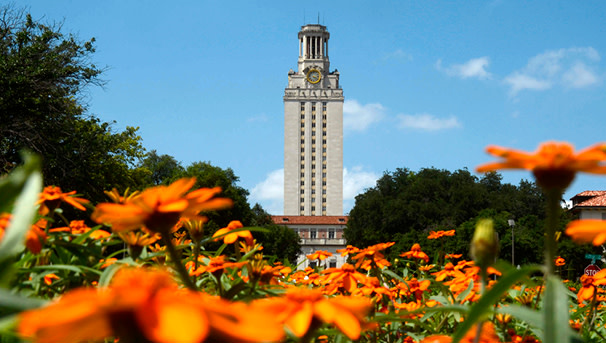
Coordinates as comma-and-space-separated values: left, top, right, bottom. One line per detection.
470, 219, 499, 268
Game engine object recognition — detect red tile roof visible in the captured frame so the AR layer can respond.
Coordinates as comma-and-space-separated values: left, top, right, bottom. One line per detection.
572, 191, 606, 197
271, 215, 348, 225
574, 194, 606, 208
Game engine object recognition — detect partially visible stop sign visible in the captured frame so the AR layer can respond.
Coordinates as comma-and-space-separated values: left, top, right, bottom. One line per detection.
584, 264, 601, 276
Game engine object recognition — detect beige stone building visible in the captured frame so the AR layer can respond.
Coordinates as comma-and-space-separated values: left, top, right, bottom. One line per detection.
272, 216, 348, 268
283, 24, 343, 216
276, 24, 348, 268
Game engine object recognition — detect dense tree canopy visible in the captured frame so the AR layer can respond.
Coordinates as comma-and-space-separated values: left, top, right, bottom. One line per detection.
138, 150, 183, 186
0, 6, 146, 203
344, 167, 598, 270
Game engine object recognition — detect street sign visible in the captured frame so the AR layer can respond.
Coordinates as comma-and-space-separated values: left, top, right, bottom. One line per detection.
585, 254, 601, 260
584, 264, 601, 276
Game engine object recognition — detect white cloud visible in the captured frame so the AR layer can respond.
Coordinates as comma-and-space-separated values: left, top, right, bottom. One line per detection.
505, 47, 601, 95
343, 167, 379, 214
503, 73, 552, 95
562, 62, 599, 88
397, 113, 462, 131
250, 169, 283, 214
379, 49, 413, 62
343, 99, 385, 132
436, 57, 492, 80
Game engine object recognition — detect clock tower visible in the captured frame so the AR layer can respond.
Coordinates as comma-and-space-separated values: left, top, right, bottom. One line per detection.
284, 24, 343, 216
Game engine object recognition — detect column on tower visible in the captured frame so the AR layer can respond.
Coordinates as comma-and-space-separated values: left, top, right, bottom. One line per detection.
320, 37, 323, 57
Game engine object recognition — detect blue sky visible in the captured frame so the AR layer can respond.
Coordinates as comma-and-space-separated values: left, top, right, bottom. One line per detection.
21, 1, 606, 214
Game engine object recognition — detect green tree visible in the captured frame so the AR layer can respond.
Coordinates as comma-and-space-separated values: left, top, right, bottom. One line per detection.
345, 167, 549, 262
0, 6, 146, 204
139, 150, 183, 186
250, 204, 302, 264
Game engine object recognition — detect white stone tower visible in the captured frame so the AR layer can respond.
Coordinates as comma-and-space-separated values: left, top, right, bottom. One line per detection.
284, 24, 343, 216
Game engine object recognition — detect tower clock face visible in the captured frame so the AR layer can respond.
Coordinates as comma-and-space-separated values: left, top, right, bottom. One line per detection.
306, 69, 322, 84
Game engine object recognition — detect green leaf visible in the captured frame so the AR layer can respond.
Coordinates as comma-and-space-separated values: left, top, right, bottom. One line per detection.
543, 275, 577, 343
0, 153, 41, 213
382, 268, 406, 283
496, 305, 543, 341
396, 304, 469, 320
28, 264, 102, 276
0, 288, 46, 311
98, 262, 124, 288
71, 225, 109, 244
452, 264, 542, 343
0, 155, 42, 261
0, 314, 20, 340
455, 278, 474, 303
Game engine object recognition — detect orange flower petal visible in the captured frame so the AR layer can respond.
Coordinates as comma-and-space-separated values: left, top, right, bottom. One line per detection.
137, 291, 209, 343
286, 302, 313, 337
566, 219, 606, 245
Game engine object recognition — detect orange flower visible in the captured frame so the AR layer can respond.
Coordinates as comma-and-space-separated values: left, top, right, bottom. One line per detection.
432, 262, 465, 282
50, 220, 110, 240
420, 322, 501, 343
419, 264, 436, 272
239, 238, 263, 254
555, 256, 566, 267
37, 186, 89, 215
43, 273, 60, 286
1, 214, 47, 254
351, 242, 394, 270
565, 219, 606, 245
103, 188, 140, 203
99, 258, 117, 269
444, 253, 463, 260
212, 220, 253, 245
427, 230, 455, 240
92, 178, 232, 234
247, 257, 290, 285
26, 219, 47, 254
307, 250, 333, 261
400, 243, 430, 263
182, 218, 208, 242
118, 229, 160, 247
577, 269, 606, 303
255, 287, 372, 340
352, 276, 392, 301
476, 142, 606, 189
19, 267, 284, 343
336, 245, 360, 257
322, 263, 368, 294
393, 278, 431, 301
187, 255, 247, 277
0, 212, 10, 236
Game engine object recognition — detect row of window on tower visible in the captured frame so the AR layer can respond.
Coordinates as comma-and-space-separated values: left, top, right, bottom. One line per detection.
300, 102, 328, 216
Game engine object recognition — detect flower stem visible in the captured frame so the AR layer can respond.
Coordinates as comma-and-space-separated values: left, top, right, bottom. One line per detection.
161, 233, 198, 291
473, 268, 488, 343
192, 241, 201, 283
544, 188, 562, 278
